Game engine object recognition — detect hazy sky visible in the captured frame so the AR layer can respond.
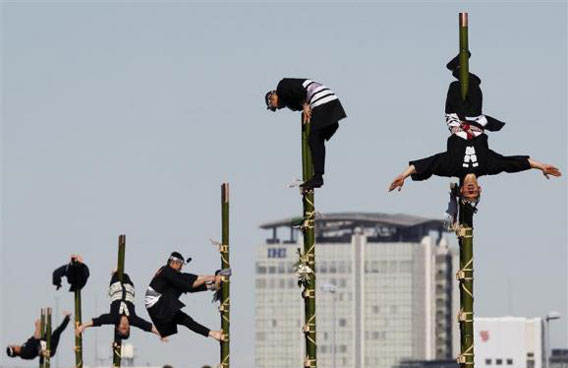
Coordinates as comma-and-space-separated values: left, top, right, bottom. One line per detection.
1, 1, 566, 368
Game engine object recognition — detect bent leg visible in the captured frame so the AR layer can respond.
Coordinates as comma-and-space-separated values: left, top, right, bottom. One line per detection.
308, 128, 326, 176
174, 311, 210, 337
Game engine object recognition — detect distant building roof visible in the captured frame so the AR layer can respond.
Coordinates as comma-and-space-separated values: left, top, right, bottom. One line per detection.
260, 212, 447, 244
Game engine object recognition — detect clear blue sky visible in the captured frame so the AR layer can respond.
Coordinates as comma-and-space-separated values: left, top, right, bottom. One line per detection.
1, 1, 566, 368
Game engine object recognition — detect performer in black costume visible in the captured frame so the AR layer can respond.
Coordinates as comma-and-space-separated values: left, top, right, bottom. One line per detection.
6, 312, 71, 361
76, 271, 163, 340
145, 252, 223, 341
265, 78, 347, 189
389, 54, 561, 201
52, 254, 90, 292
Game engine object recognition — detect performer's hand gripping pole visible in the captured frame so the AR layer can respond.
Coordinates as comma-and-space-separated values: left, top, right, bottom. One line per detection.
112, 235, 126, 368
219, 183, 231, 368
300, 115, 317, 368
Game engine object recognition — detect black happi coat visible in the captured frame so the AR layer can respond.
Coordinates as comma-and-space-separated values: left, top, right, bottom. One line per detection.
410, 134, 530, 181
446, 71, 505, 132
276, 78, 346, 131
92, 273, 152, 332
146, 265, 206, 337
17, 337, 41, 360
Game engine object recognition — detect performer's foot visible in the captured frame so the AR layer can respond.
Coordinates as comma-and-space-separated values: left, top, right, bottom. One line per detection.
446, 51, 471, 71
300, 175, 324, 190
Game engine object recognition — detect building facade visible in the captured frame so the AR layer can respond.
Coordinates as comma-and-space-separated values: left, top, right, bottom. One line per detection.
474, 317, 544, 368
255, 212, 457, 368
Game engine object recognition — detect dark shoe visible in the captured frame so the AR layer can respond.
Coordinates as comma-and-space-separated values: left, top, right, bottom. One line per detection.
300, 175, 324, 190
446, 51, 471, 71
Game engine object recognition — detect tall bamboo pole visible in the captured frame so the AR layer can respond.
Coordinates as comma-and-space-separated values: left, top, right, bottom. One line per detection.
219, 183, 231, 368
300, 115, 317, 368
44, 308, 52, 368
459, 13, 469, 101
73, 259, 83, 368
40, 309, 46, 368
457, 12, 475, 368
112, 235, 126, 368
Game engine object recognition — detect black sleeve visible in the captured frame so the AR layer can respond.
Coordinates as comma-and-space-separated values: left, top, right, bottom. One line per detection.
91, 314, 116, 327
486, 150, 531, 175
277, 78, 307, 111
410, 152, 455, 181
162, 267, 198, 293
189, 283, 208, 293
19, 337, 40, 359
128, 315, 153, 332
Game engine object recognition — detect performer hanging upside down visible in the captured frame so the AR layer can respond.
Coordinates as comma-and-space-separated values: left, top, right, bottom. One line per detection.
265, 78, 347, 189
389, 53, 561, 202
145, 252, 224, 341
6, 311, 71, 361
76, 271, 163, 341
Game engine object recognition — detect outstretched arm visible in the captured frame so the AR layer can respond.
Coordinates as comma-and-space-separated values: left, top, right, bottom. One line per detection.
192, 274, 223, 290
75, 320, 94, 336
389, 165, 416, 192
529, 159, 562, 179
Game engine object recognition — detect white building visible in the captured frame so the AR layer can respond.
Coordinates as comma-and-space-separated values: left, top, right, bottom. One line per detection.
475, 317, 544, 368
255, 212, 458, 368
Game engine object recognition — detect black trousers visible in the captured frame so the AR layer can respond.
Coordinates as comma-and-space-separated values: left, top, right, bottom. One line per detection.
174, 311, 210, 337
308, 123, 339, 176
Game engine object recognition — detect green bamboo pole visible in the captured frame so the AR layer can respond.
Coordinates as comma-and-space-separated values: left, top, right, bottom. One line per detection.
40, 309, 46, 368
459, 12, 469, 101
457, 14, 474, 367
219, 183, 231, 368
73, 260, 83, 368
44, 308, 52, 368
113, 235, 126, 368
301, 115, 317, 368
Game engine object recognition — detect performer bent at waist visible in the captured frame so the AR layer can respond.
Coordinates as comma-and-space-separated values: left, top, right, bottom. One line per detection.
145, 252, 223, 341
389, 54, 561, 201
76, 272, 163, 341
6, 311, 71, 361
265, 78, 347, 189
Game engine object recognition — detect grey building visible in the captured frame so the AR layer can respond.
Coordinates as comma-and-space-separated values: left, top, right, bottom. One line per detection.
254, 212, 458, 368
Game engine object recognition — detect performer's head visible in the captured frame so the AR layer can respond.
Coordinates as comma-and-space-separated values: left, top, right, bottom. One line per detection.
115, 316, 130, 339
265, 90, 278, 112
6, 345, 21, 358
167, 252, 191, 272
460, 173, 482, 202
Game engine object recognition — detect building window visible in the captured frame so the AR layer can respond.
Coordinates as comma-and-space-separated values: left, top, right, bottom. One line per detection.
320, 261, 328, 273
496, 359, 503, 365
256, 279, 266, 288
372, 305, 380, 314
506, 359, 513, 365
527, 360, 535, 368
330, 261, 337, 273
339, 318, 347, 327
256, 264, 267, 274
278, 262, 286, 273
268, 266, 276, 274
339, 345, 347, 353
485, 359, 492, 365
